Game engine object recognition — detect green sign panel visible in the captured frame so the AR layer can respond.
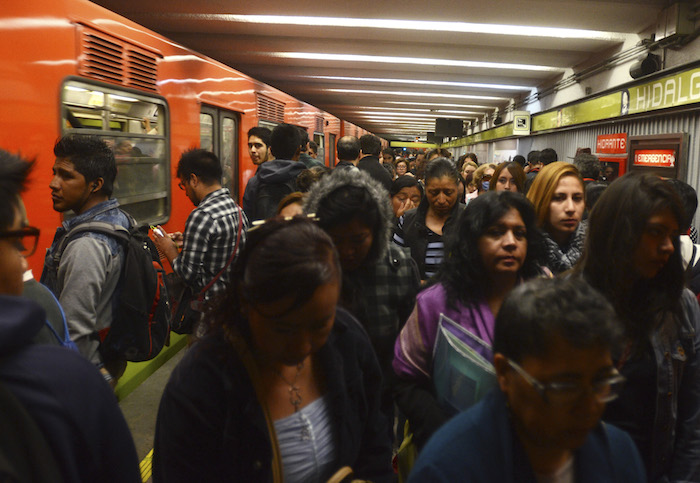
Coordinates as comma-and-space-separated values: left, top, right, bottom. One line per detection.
627, 66, 700, 114
532, 92, 621, 131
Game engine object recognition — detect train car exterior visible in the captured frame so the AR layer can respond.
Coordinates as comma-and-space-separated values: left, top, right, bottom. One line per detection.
1, 0, 376, 275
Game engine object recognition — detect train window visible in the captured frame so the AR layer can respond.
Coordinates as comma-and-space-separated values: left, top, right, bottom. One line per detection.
200, 114, 214, 152
61, 79, 170, 226
200, 106, 239, 198
313, 133, 325, 164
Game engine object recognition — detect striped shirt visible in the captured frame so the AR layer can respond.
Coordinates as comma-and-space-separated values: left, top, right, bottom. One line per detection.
274, 395, 337, 483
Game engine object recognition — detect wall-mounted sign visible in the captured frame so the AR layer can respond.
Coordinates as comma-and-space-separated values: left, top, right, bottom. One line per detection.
596, 133, 627, 154
633, 149, 676, 168
512, 111, 530, 135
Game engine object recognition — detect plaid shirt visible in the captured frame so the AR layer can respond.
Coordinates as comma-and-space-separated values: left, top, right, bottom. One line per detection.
173, 188, 248, 299
341, 244, 420, 375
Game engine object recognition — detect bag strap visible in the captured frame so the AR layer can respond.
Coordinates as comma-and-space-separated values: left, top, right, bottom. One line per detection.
225, 327, 284, 483
53, 222, 129, 265
198, 206, 244, 297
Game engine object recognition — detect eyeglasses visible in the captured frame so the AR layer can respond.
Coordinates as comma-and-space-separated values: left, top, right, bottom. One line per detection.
0, 226, 40, 257
178, 178, 188, 191
507, 358, 626, 406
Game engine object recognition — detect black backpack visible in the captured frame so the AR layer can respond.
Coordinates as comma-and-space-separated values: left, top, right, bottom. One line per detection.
254, 177, 298, 220
54, 220, 170, 362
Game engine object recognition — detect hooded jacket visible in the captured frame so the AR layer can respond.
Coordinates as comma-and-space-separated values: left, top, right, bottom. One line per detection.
305, 170, 420, 402
0, 296, 139, 482
242, 159, 307, 221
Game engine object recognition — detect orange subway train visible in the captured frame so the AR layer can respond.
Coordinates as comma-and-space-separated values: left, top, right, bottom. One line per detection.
1, 0, 376, 275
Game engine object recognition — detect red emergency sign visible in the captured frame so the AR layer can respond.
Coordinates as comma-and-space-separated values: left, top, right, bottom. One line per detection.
633, 149, 676, 168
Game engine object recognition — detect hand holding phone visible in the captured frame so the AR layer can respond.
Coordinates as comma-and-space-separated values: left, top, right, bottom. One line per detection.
150, 225, 165, 237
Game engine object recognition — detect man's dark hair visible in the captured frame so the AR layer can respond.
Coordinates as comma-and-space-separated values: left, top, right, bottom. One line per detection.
539, 148, 558, 165
53, 134, 117, 196
337, 136, 360, 161
493, 277, 621, 363
666, 178, 698, 233
573, 153, 602, 180
359, 134, 381, 156
176, 148, 222, 184
527, 150, 541, 165
247, 126, 271, 147
512, 155, 527, 168
585, 182, 607, 212
0, 150, 32, 230
297, 127, 310, 148
296, 166, 331, 193
271, 124, 302, 160
308, 141, 318, 156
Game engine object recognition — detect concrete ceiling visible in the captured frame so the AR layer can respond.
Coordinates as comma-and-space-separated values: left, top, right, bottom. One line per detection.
90, 0, 670, 141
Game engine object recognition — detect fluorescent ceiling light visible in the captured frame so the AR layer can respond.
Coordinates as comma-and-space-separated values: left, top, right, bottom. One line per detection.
353, 111, 470, 119
271, 52, 558, 72
384, 101, 494, 109
203, 15, 627, 41
333, 106, 485, 115
305, 75, 531, 91
326, 88, 506, 101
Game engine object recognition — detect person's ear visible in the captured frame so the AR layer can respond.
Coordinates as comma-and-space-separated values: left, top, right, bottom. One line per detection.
91, 178, 104, 193
493, 353, 511, 392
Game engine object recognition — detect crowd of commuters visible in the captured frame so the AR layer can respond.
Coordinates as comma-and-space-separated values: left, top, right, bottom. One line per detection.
3, 130, 700, 483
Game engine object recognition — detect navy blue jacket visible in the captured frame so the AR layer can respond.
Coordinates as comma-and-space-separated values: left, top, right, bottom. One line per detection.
0, 295, 140, 483
153, 308, 393, 482
409, 389, 645, 482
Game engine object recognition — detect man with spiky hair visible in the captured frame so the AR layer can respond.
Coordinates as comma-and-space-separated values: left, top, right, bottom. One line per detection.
41, 134, 131, 381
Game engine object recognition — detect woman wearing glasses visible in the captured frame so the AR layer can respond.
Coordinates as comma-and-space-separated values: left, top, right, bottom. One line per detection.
574, 173, 700, 482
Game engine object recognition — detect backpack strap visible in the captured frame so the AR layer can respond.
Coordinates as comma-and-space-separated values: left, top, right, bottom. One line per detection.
53, 222, 130, 265
197, 206, 244, 297
42, 286, 78, 352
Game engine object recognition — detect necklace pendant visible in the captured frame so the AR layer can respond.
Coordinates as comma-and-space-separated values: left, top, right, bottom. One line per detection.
289, 385, 302, 412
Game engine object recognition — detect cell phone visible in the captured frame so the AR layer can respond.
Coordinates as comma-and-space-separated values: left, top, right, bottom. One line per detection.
150, 225, 164, 237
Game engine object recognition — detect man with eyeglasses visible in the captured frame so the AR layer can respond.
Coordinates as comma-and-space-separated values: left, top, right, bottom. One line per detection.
152, 148, 248, 334
409, 277, 645, 482
0, 149, 141, 482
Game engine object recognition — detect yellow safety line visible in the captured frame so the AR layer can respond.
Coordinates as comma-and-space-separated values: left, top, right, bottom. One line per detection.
140, 448, 154, 483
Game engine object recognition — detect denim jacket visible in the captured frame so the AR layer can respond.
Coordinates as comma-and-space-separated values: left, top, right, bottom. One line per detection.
40, 200, 131, 364
650, 289, 700, 482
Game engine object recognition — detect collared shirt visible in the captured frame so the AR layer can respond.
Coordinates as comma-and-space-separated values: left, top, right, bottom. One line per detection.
173, 188, 248, 299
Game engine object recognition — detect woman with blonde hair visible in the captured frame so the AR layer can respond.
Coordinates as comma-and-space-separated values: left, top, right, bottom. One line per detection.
466, 163, 497, 202
526, 161, 585, 274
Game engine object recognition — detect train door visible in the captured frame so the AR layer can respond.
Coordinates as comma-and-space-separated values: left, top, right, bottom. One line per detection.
328, 133, 336, 167
61, 77, 170, 226
200, 106, 240, 198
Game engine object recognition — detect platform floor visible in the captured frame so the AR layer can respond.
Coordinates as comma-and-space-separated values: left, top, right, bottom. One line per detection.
119, 347, 185, 483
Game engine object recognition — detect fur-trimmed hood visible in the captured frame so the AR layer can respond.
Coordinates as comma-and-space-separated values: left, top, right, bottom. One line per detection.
304, 168, 394, 264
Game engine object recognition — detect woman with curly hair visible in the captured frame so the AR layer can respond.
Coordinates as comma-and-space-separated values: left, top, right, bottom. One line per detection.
393, 191, 543, 449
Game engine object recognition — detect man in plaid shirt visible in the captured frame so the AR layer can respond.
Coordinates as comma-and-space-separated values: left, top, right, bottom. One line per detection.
154, 148, 248, 303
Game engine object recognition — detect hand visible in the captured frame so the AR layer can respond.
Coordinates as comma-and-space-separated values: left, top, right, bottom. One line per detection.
396, 198, 416, 218
152, 229, 179, 264
168, 231, 184, 249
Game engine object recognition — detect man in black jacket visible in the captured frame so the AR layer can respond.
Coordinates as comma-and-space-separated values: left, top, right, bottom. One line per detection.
358, 134, 392, 193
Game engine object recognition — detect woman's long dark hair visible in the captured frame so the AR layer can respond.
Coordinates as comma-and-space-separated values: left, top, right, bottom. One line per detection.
432, 191, 542, 309
209, 217, 340, 332
574, 173, 684, 346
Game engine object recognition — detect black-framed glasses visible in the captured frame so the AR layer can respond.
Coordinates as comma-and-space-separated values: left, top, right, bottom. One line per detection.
0, 226, 40, 257
507, 358, 626, 406
177, 178, 188, 191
